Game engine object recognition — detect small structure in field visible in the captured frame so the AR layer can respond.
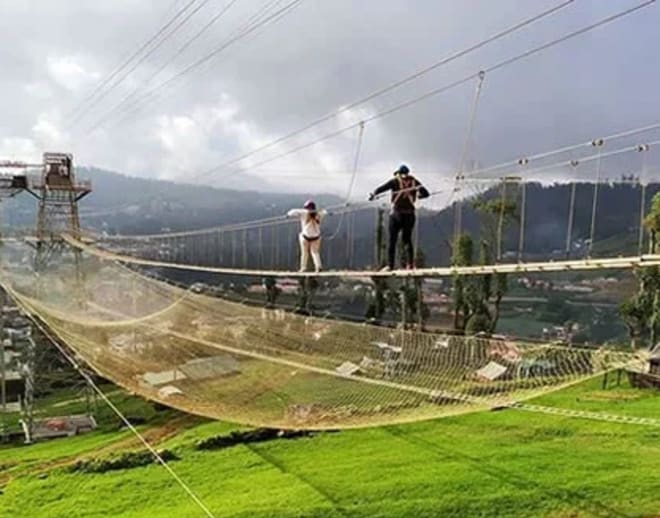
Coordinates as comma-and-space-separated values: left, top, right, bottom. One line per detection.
22, 414, 97, 441
650, 346, 660, 376
627, 345, 660, 389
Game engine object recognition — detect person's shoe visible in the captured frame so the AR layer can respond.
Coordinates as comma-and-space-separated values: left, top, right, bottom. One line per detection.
405, 263, 415, 270
379, 265, 392, 272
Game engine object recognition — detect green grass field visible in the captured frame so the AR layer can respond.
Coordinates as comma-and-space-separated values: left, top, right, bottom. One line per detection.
0, 376, 658, 518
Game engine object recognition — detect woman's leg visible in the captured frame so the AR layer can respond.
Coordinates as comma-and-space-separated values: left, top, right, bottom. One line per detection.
298, 234, 309, 271
310, 238, 322, 272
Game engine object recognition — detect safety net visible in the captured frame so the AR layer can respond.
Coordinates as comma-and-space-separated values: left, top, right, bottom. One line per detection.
0, 242, 645, 430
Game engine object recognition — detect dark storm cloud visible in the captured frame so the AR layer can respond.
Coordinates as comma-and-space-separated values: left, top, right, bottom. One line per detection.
0, 0, 659, 198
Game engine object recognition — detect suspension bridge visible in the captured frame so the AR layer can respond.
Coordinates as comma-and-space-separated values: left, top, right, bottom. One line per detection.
4, 92, 660, 431
5, 2, 660, 514
0, 0, 658, 436
1, 131, 659, 431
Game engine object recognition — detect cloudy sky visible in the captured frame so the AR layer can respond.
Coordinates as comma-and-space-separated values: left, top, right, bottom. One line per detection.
1, 0, 659, 202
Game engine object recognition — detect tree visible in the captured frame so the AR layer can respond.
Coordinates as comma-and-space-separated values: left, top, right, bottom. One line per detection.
620, 191, 660, 348
366, 208, 387, 322
451, 233, 474, 330
450, 187, 519, 335
472, 188, 518, 332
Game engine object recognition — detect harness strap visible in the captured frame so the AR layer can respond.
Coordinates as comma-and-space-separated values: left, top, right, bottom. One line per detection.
391, 176, 416, 206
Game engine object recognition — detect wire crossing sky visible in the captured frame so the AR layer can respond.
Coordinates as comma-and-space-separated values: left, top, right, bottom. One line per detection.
1, 0, 659, 196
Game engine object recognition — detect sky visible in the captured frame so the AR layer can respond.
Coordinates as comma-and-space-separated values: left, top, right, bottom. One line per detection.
1, 0, 660, 204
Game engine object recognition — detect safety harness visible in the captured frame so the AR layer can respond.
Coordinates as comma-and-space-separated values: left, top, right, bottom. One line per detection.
391, 175, 417, 208
302, 213, 321, 241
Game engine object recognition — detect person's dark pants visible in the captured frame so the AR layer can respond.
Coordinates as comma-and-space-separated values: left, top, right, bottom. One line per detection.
388, 211, 416, 268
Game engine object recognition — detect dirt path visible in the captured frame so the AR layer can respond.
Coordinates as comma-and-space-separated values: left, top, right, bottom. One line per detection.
0, 414, 202, 486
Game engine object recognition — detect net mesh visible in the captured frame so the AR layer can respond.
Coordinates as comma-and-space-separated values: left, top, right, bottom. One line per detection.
0, 243, 645, 430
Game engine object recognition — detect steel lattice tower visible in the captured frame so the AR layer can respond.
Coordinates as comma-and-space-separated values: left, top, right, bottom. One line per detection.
26, 153, 91, 273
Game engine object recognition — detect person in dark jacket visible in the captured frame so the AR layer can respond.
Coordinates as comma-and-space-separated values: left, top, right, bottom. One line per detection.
368, 164, 429, 270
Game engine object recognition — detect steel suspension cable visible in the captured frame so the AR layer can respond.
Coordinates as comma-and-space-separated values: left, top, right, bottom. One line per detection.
85, 0, 240, 134
466, 119, 660, 181
98, 0, 304, 132
68, 0, 200, 120
200, 1, 654, 185
92, 137, 660, 245
96, 0, 294, 131
72, 0, 215, 128
185, 0, 575, 183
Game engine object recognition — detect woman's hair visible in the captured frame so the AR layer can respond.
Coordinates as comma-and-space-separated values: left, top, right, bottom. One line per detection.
306, 210, 319, 223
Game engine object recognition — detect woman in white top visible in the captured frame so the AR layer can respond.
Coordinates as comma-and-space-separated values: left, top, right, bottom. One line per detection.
286, 200, 327, 272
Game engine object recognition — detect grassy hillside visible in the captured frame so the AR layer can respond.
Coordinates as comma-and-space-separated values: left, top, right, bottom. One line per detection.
1, 376, 658, 517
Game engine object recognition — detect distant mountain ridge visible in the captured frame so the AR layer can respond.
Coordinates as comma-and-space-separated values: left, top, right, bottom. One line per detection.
4, 167, 343, 235
4, 167, 657, 266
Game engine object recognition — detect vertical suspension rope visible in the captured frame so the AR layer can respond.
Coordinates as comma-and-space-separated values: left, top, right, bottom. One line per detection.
347, 122, 365, 202
517, 159, 528, 263
453, 70, 486, 244
374, 207, 379, 267
496, 177, 507, 262
242, 229, 248, 268
327, 121, 366, 242
272, 224, 278, 269
326, 217, 333, 269
518, 181, 527, 262
213, 232, 219, 267
414, 210, 420, 264
231, 230, 236, 267
637, 144, 650, 256
219, 231, 224, 267
288, 223, 295, 270
565, 161, 579, 258
588, 139, 604, 258
346, 212, 353, 269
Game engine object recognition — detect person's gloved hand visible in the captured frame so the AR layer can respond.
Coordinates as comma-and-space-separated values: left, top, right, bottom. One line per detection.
368, 192, 375, 201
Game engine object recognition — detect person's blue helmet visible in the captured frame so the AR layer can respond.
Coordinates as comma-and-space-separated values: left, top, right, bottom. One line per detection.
395, 164, 410, 176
